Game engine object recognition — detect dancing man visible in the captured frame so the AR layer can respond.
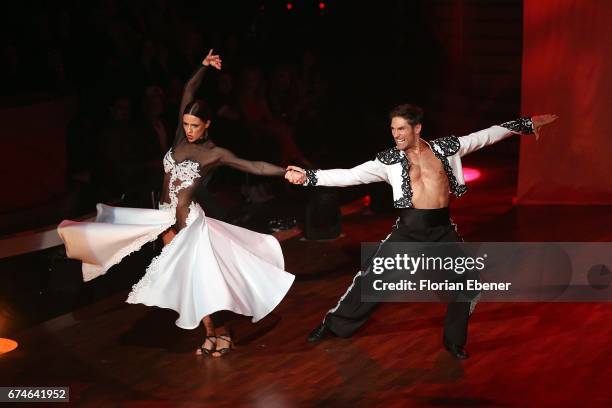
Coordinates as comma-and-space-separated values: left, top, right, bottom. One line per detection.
285, 104, 557, 359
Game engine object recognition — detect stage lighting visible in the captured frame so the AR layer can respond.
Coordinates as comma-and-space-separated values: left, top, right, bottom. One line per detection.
0, 338, 18, 355
463, 167, 481, 182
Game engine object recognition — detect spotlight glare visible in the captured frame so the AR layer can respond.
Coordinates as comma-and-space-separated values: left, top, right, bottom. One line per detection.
0, 338, 18, 355
463, 167, 482, 182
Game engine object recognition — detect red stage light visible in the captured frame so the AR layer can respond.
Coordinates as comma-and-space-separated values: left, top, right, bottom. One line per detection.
286, 2, 293, 10
0, 338, 18, 355
463, 167, 482, 182
319, 2, 326, 10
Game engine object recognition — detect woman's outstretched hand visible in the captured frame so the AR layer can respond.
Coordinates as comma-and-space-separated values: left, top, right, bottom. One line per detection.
202, 49, 222, 70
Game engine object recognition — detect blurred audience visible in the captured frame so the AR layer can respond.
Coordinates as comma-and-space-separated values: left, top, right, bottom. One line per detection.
3, 1, 337, 213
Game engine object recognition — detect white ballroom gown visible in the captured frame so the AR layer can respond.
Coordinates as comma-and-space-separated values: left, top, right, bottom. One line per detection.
58, 149, 295, 329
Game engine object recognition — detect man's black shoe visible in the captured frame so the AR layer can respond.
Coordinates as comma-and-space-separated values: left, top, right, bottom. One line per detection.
307, 323, 334, 343
443, 341, 469, 360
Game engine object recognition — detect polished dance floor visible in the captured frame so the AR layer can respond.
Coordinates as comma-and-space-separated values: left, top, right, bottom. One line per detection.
2, 155, 611, 406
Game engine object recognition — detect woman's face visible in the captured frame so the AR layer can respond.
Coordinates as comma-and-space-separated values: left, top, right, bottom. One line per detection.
182, 114, 210, 143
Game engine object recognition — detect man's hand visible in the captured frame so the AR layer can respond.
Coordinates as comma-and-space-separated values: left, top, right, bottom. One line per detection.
202, 49, 222, 70
285, 165, 307, 185
532, 114, 558, 140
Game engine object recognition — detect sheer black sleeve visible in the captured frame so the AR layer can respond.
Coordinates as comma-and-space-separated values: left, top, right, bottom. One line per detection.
173, 64, 209, 146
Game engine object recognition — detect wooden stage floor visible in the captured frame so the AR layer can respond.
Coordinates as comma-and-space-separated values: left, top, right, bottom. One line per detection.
2, 156, 612, 406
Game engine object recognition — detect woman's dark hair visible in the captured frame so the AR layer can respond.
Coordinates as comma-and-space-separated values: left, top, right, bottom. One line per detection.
388, 104, 424, 126
183, 99, 212, 122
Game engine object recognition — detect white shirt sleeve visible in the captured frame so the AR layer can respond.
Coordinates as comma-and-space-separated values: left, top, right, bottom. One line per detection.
304, 159, 389, 187
457, 125, 515, 157
458, 118, 535, 157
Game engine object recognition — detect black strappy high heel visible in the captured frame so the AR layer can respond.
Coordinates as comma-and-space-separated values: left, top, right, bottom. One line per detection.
196, 336, 216, 356
212, 335, 233, 357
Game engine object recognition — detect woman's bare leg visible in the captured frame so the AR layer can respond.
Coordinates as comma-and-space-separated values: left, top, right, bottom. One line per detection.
203, 315, 215, 336
161, 228, 176, 245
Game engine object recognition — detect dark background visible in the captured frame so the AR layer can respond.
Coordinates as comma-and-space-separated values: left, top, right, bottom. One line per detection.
0, 0, 524, 335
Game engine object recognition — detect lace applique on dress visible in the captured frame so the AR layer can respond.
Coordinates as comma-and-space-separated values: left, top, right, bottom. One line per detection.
163, 150, 174, 173
126, 202, 201, 302
164, 149, 201, 207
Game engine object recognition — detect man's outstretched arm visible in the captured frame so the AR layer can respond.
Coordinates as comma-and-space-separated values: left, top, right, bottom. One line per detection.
285, 159, 388, 187
458, 114, 558, 157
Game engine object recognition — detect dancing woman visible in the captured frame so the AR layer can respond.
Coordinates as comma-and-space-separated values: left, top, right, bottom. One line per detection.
58, 50, 295, 357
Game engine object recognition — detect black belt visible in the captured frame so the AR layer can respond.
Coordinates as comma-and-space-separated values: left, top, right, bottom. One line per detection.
399, 207, 451, 229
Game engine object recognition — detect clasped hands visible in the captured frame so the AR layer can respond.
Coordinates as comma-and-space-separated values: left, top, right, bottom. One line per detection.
285, 165, 307, 185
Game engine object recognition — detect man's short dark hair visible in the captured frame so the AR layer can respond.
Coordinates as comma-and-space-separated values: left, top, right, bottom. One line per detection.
389, 104, 424, 126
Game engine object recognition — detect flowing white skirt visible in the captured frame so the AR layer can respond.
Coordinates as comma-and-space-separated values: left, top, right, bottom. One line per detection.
58, 203, 295, 329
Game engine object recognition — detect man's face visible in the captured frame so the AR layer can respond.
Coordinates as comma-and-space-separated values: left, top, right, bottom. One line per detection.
390, 116, 421, 150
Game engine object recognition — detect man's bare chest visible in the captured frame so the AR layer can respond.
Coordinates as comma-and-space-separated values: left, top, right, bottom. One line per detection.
406, 149, 448, 185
